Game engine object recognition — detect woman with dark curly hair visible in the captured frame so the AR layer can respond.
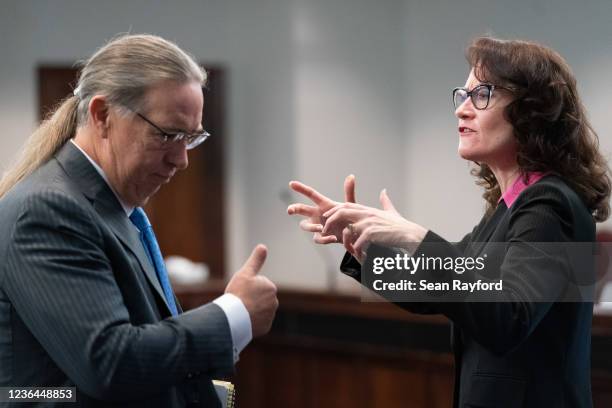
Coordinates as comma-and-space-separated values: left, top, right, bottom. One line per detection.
288, 37, 611, 408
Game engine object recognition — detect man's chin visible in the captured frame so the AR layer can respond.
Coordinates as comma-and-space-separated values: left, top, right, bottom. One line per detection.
134, 187, 161, 208
138, 196, 151, 207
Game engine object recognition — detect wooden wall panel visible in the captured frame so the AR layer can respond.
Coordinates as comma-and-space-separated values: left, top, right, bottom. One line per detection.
367, 364, 428, 407
179, 287, 612, 408
309, 355, 367, 408
429, 368, 456, 408
232, 338, 455, 408
235, 343, 310, 408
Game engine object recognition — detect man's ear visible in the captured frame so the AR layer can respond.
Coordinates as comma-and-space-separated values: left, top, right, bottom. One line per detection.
88, 95, 111, 137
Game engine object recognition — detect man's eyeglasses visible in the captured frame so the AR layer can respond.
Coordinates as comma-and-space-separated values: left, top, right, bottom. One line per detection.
452, 84, 511, 110
133, 111, 210, 150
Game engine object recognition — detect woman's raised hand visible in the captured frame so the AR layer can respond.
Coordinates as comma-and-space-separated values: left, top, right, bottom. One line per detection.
321, 189, 428, 262
287, 175, 356, 245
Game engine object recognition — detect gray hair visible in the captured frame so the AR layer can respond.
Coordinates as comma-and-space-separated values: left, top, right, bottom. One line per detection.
0, 34, 206, 198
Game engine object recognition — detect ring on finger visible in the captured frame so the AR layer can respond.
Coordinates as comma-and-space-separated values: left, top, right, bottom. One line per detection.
348, 223, 356, 237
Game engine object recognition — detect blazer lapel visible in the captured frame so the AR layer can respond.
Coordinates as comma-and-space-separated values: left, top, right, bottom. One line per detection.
94, 200, 174, 315
469, 202, 509, 256
54, 142, 174, 316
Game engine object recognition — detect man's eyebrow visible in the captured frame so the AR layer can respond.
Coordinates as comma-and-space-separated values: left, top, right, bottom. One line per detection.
164, 125, 204, 134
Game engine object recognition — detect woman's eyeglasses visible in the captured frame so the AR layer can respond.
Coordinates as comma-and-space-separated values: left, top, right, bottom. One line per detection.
452, 84, 511, 110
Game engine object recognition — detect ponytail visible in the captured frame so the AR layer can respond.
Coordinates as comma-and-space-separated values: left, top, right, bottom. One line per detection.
0, 95, 79, 198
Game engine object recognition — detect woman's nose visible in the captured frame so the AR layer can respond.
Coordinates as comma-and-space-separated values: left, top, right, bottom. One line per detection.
455, 98, 475, 119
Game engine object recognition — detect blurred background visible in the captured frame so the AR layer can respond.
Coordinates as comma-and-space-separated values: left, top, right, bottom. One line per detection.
2, 0, 612, 406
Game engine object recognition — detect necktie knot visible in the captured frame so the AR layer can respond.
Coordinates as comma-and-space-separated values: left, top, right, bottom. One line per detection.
129, 207, 151, 231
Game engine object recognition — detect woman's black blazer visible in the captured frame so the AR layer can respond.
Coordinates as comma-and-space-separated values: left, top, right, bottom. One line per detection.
341, 175, 595, 408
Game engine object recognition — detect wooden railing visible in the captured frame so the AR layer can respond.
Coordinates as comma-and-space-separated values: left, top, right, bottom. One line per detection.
176, 281, 612, 407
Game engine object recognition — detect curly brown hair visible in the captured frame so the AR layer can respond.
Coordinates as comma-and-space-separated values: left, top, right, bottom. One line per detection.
466, 36, 611, 222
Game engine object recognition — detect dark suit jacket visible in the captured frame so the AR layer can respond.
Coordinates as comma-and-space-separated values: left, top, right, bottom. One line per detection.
0, 143, 233, 407
341, 175, 594, 408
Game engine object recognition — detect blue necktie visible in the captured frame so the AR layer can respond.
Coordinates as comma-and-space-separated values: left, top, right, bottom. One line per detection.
129, 207, 179, 316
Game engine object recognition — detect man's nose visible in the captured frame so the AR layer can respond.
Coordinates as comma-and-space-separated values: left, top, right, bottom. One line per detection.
166, 144, 189, 171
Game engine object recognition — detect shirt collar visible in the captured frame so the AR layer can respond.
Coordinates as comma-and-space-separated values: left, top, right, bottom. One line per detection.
499, 171, 547, 208
70, 139, 135, 216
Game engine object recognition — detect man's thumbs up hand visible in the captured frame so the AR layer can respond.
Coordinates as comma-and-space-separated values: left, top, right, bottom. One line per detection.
226, 245, 278, 338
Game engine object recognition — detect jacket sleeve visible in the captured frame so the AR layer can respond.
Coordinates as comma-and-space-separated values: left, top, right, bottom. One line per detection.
341, 183, 588, 355
2, 189, 234, 401
339, 230, 475, 315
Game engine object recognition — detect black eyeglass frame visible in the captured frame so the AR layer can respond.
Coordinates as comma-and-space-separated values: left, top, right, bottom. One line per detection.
452, 84, 513, 110
132, 110, 211, 150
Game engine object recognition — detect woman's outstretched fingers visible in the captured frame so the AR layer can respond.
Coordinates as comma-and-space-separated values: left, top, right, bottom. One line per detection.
287, 203, 318, 217
379, 188, 398, 213
344, 174, 356, 203
321, 208, 368, 236
299, 219, 323, 232
342, 225, 356, 255
289, 181, 330, 206
314, 234, 338, 244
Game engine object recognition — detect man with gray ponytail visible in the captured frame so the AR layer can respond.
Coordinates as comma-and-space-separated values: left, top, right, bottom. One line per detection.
0, 34, 278, 407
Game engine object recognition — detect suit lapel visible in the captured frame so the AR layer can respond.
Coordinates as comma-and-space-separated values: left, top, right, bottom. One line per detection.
54, 142, 174, 316
94, 199, 174, 315
469, 201, 509, 256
